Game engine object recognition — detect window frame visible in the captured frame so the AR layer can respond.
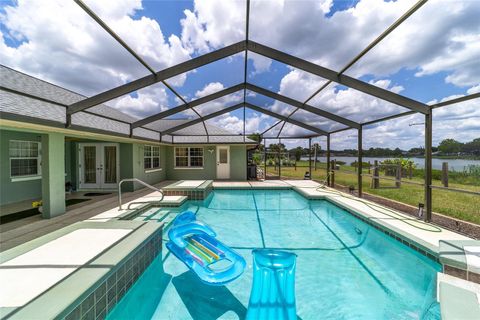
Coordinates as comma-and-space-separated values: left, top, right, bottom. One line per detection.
9, 140, 42, 181
174, 147, 204, 169
144, 145, 161, 172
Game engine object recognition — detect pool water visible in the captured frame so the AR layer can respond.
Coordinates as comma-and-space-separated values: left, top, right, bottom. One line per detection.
108, 189, 441, 319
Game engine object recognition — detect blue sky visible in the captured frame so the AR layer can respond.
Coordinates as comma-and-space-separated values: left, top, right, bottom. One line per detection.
0, 0, 478, 149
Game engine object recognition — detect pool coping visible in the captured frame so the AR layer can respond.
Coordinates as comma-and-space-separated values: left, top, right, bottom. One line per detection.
0, 220, 163, 320
163, 180, 213, 191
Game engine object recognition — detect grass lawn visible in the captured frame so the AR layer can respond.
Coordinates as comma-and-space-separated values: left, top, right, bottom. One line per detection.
262, 161, 480, 225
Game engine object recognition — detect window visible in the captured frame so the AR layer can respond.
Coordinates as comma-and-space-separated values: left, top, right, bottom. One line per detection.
175, 147, 203, 168
144, 145, 161, 170
10, 140, 41, 178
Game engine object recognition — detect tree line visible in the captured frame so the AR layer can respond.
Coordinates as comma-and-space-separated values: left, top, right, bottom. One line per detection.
248, 134, 480, 159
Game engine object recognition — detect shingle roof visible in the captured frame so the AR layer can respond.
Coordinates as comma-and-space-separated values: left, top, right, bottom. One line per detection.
0, 65, 255, 144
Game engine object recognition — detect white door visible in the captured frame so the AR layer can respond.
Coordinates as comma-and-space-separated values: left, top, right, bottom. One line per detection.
216, 146, 230, 179
79, 143, 119, 189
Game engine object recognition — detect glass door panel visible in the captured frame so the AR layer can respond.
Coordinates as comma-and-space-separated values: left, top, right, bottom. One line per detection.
104, 146, 117, 184
84, 146, 97, 184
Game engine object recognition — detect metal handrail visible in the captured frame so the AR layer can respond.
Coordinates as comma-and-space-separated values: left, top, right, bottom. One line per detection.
118, 178, 164, 210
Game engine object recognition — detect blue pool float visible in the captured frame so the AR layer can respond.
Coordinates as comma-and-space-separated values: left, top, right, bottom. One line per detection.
246, 249, 297, 320
166, 211, 246, 286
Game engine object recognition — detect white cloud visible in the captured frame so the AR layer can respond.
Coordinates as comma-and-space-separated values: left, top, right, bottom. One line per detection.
110, 84, 169, 119
346, 0, 480, 88
207, 111, 271, 135
0, 0, 190, 102
467, 85, 480, 95
194, 82, 225, 98
192, 82, 243, 116
180, 0, 246, 54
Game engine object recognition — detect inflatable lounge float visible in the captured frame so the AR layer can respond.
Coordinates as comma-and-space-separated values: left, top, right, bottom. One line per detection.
246, 249, 297, 320
166, 211, 246, 286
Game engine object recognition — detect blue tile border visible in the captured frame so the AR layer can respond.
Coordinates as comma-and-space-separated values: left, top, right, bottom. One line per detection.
61, 229, 162, 320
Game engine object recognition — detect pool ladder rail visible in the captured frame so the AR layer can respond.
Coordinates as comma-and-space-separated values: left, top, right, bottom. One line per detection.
118, 178, 164, 210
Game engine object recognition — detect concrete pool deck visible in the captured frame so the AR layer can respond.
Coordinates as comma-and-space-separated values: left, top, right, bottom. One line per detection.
0, 179, 478, 319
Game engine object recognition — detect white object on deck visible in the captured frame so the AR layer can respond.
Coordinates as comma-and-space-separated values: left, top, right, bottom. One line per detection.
464, 246, 480, 270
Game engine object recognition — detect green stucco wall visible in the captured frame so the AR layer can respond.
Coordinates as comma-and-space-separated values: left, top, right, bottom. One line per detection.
230, 145, 247, 180
165, 146, 216, 180
1, 127, 248, 208
165, 145, 247, 180
131, 143, 167, 191
0, 130, 43, 206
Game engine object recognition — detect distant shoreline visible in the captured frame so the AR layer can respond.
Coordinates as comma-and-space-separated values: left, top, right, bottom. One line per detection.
317, 154, 480, 160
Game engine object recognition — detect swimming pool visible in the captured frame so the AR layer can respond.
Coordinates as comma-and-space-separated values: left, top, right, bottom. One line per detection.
109, 189, 441, 319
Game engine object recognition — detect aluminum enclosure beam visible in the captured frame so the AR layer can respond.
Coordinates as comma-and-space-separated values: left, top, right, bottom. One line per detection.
247, 41, 430, 114
75, 0, 156, 75
303, 0, 428, 105
245, 83, 359, 128
327, 134, 331, 186
245, 102, 327, 135
132, 83, 245, 128
261, 120, 283, 136
357, 126, 363, 197
68, 41, 247, 114
363, 92, 480, 126
424, 112, 433, 222
431, 92, 480, 109
362, 111, 417, 126
134, 82, 349, 132
75, 0, 210, 137
162, 103, 244, 134
262, 136, 319, 139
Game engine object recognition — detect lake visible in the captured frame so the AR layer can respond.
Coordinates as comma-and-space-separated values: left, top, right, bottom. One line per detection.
300, 156, 480, 171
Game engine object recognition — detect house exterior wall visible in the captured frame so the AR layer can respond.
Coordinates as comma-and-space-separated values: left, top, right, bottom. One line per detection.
0, 129, 43, 206
230, 145, 247, 180
1, 127, 248, 208
131, 143, 167, 191
165, 146, 216, 180
165, 145, 247, 180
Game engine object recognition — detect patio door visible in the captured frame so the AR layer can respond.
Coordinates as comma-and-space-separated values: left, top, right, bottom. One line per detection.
216, 146, 230, 179
79, 143, 119, 189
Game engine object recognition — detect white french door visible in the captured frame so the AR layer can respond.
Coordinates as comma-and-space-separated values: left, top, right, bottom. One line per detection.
79, 143, 119, 189
216, 146, 230, 179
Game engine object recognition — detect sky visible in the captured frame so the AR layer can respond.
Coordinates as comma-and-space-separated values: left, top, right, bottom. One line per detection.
0, 0, 479, 149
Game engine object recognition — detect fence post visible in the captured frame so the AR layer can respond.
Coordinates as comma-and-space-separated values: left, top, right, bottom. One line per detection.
330, 160, 335, 187
372, 160, 379, 189
442, 162, 449, 187
308, 138, 312, 180
409, 162, 413, 179
368, 161, 371, 174
264, 138, 267, 180
396, 163, 402, 188
326, 134, 331, 186
357, 125, 363, 197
